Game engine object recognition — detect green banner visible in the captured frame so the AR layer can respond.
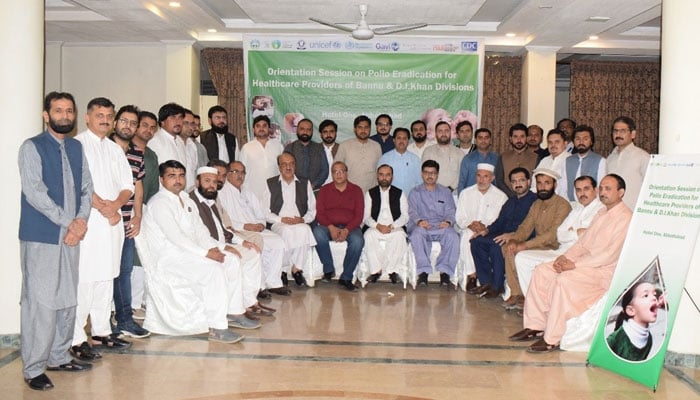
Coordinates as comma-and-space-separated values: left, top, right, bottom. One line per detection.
243, 35, 482, 144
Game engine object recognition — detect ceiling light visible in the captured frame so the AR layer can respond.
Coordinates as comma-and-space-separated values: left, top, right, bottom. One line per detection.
587, 16, 610, 22
207, 29, 217, 33
506, 33, 516, 37
589, 35, 599, 40
168, 2, 181, 7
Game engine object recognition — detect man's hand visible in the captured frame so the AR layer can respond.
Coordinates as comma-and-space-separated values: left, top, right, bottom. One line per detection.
281, 216, 304, 225
376, 223, 392, 234
67, 218, 88, 239
126, 215, 141, 238
470, 227, 488, 239
243, 223, 265, 232
337, 227, 349, 242
327, 225, 341, 241
467, 220, 485, 233
63, 231, 80, 246
206, 247, 225, 263
576, 227, 588, 237
437, 221, 451, 229
223, 245, 242, 258
417, 220, 430, 230
493, 232, 513, 246
242, 240, 261, 253
108, 213, 122, 226
505, 240, 526, 256
553, 255, 576, 273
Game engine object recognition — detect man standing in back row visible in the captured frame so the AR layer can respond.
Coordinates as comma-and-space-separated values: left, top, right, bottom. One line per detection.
19, 92, 94, 391
335, 115, 382, 192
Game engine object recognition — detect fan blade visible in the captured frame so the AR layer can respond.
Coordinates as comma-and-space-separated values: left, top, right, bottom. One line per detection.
373, 23, 428, 35
309, 17, 355, 33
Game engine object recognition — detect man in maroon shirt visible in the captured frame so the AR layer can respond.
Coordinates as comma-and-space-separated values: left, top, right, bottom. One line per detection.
312, 161, 365, 291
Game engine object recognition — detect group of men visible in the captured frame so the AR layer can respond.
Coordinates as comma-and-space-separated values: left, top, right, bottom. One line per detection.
19, 91, 648, 390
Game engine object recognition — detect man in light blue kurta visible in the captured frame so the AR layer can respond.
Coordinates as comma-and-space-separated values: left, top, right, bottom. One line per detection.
408, 160, 460, 287
378, 127, 422, 194
18, 92, 94, 390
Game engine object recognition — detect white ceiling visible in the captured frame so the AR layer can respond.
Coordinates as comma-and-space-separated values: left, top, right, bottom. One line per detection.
45, 0, 661, 57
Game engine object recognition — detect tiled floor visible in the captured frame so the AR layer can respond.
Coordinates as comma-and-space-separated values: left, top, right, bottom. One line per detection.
1, 282, 698, 399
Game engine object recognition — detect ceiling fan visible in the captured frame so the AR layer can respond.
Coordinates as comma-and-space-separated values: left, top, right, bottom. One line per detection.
309, 4, 427, 40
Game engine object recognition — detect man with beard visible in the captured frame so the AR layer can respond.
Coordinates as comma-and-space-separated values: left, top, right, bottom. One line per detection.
148, 103, 188, 185
515, 175, 604, 295
369, 114, 395, 154
455, 163, 507, 291
377, 128, 422, 194
284, 118, 328, 190
19, 92, 94, 390
533, 129, 570, 198
188, 167, 269, 324
335, 115, 382, 192
108, 105, 150, 339
495, 123, 538, 197
408, 160, 459, 287
201, 105, 240, 164
455, 120, 476, 155
73, 97, 134, 361
510, 174, 631, 353
359, 164, 409, 285
527, 124, 548, 161
319, 119, 339, 185
240, 115, 285, 204
563, 126, 606, 201
606, 116, 649, 209
469, 167, 536, 298
407, 120, 435, 159
499, 168, 571, 310
133, 111, 159, 203
421, 121, 465, 192
457, 128, 500, 193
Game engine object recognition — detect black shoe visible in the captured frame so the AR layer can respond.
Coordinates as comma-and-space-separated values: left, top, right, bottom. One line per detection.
257, 289, 271, 300
292, 270, 307, 287
440, 272, 451, 286
70, 341, 102, 362
47, 359, 92, 372
321, 272, 335, 283
338, 279, 357, 292
389, 272, 399, 284
367, 272, 381, 283
466, 276, 477, 291
268, 286, 292, 296
25, 373, 53, 391
281, 272, 289, 286
417, 272, 429, 286
91, 333, 132, 349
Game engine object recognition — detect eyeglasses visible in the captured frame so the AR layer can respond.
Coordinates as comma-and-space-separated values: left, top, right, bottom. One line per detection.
118, 118, 138, 128
230, 169, 246, 175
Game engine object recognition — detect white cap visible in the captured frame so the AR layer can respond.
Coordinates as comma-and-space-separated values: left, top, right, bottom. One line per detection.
532, 167, 560, 180
476, 163, 495, 172
196, 166, 219, 176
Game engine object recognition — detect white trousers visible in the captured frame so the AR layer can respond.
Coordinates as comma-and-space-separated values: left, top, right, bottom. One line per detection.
363, 228, 408, 275
225, 245, 262, 314
515, 249, 563, 295
131, 265, 145, 309
73, 280, 113, 345
459, 229, 477, 276
260, 230, 285, 288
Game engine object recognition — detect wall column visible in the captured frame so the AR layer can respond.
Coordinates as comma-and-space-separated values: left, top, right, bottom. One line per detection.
521, 46, 559, 129
164, 40, 200, 111
658, 0, 700, 360
0, 0, 44, 340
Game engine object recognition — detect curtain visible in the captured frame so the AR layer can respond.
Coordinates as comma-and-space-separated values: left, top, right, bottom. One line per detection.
481, 56, 522, 153
570, 60, 660, 156
202, 48, 247, 145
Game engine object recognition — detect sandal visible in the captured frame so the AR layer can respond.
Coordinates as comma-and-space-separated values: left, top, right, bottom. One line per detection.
47, 359, 92, 372
70, 341, 102, 362
91, 334, 132, 349
508, 328, 544, 342
526, 338, 560, 353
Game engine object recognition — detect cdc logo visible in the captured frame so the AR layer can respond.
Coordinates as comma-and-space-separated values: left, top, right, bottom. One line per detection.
390, 42, 400, 51
272, 40, 282, 49
461, 41, 478, 51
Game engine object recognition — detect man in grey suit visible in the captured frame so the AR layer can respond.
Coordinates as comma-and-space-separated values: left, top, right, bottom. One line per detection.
18, 92, 94, 390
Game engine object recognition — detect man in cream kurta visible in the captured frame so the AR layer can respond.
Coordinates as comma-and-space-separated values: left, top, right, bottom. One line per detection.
533, 129, 570, 199
239, 115, 284, 205
515, 175, 604, 294
73, 98, 134, 353
514, 174, 632, 352
455, 163, 507, 291
334, 115, 383, 192
421, 121, 464, 192
606, 116, 650, 210
359, 164, 409, 285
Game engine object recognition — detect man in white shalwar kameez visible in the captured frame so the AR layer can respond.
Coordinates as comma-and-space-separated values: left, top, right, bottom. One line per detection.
455, 163, 508, 291
360, 164, 409, 285
219, 160, 290, 296
141, 160, 251, 343
239, 115, 284, 205
533, 129, 570, 198
73, 97, 134, 356
147, 103, 188, 185
262, 152, 317, 287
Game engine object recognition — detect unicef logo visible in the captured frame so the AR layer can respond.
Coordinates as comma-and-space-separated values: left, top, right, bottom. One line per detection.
250, 39, 260, 49
390, 42, 400, 51
271, 40, 282, 49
